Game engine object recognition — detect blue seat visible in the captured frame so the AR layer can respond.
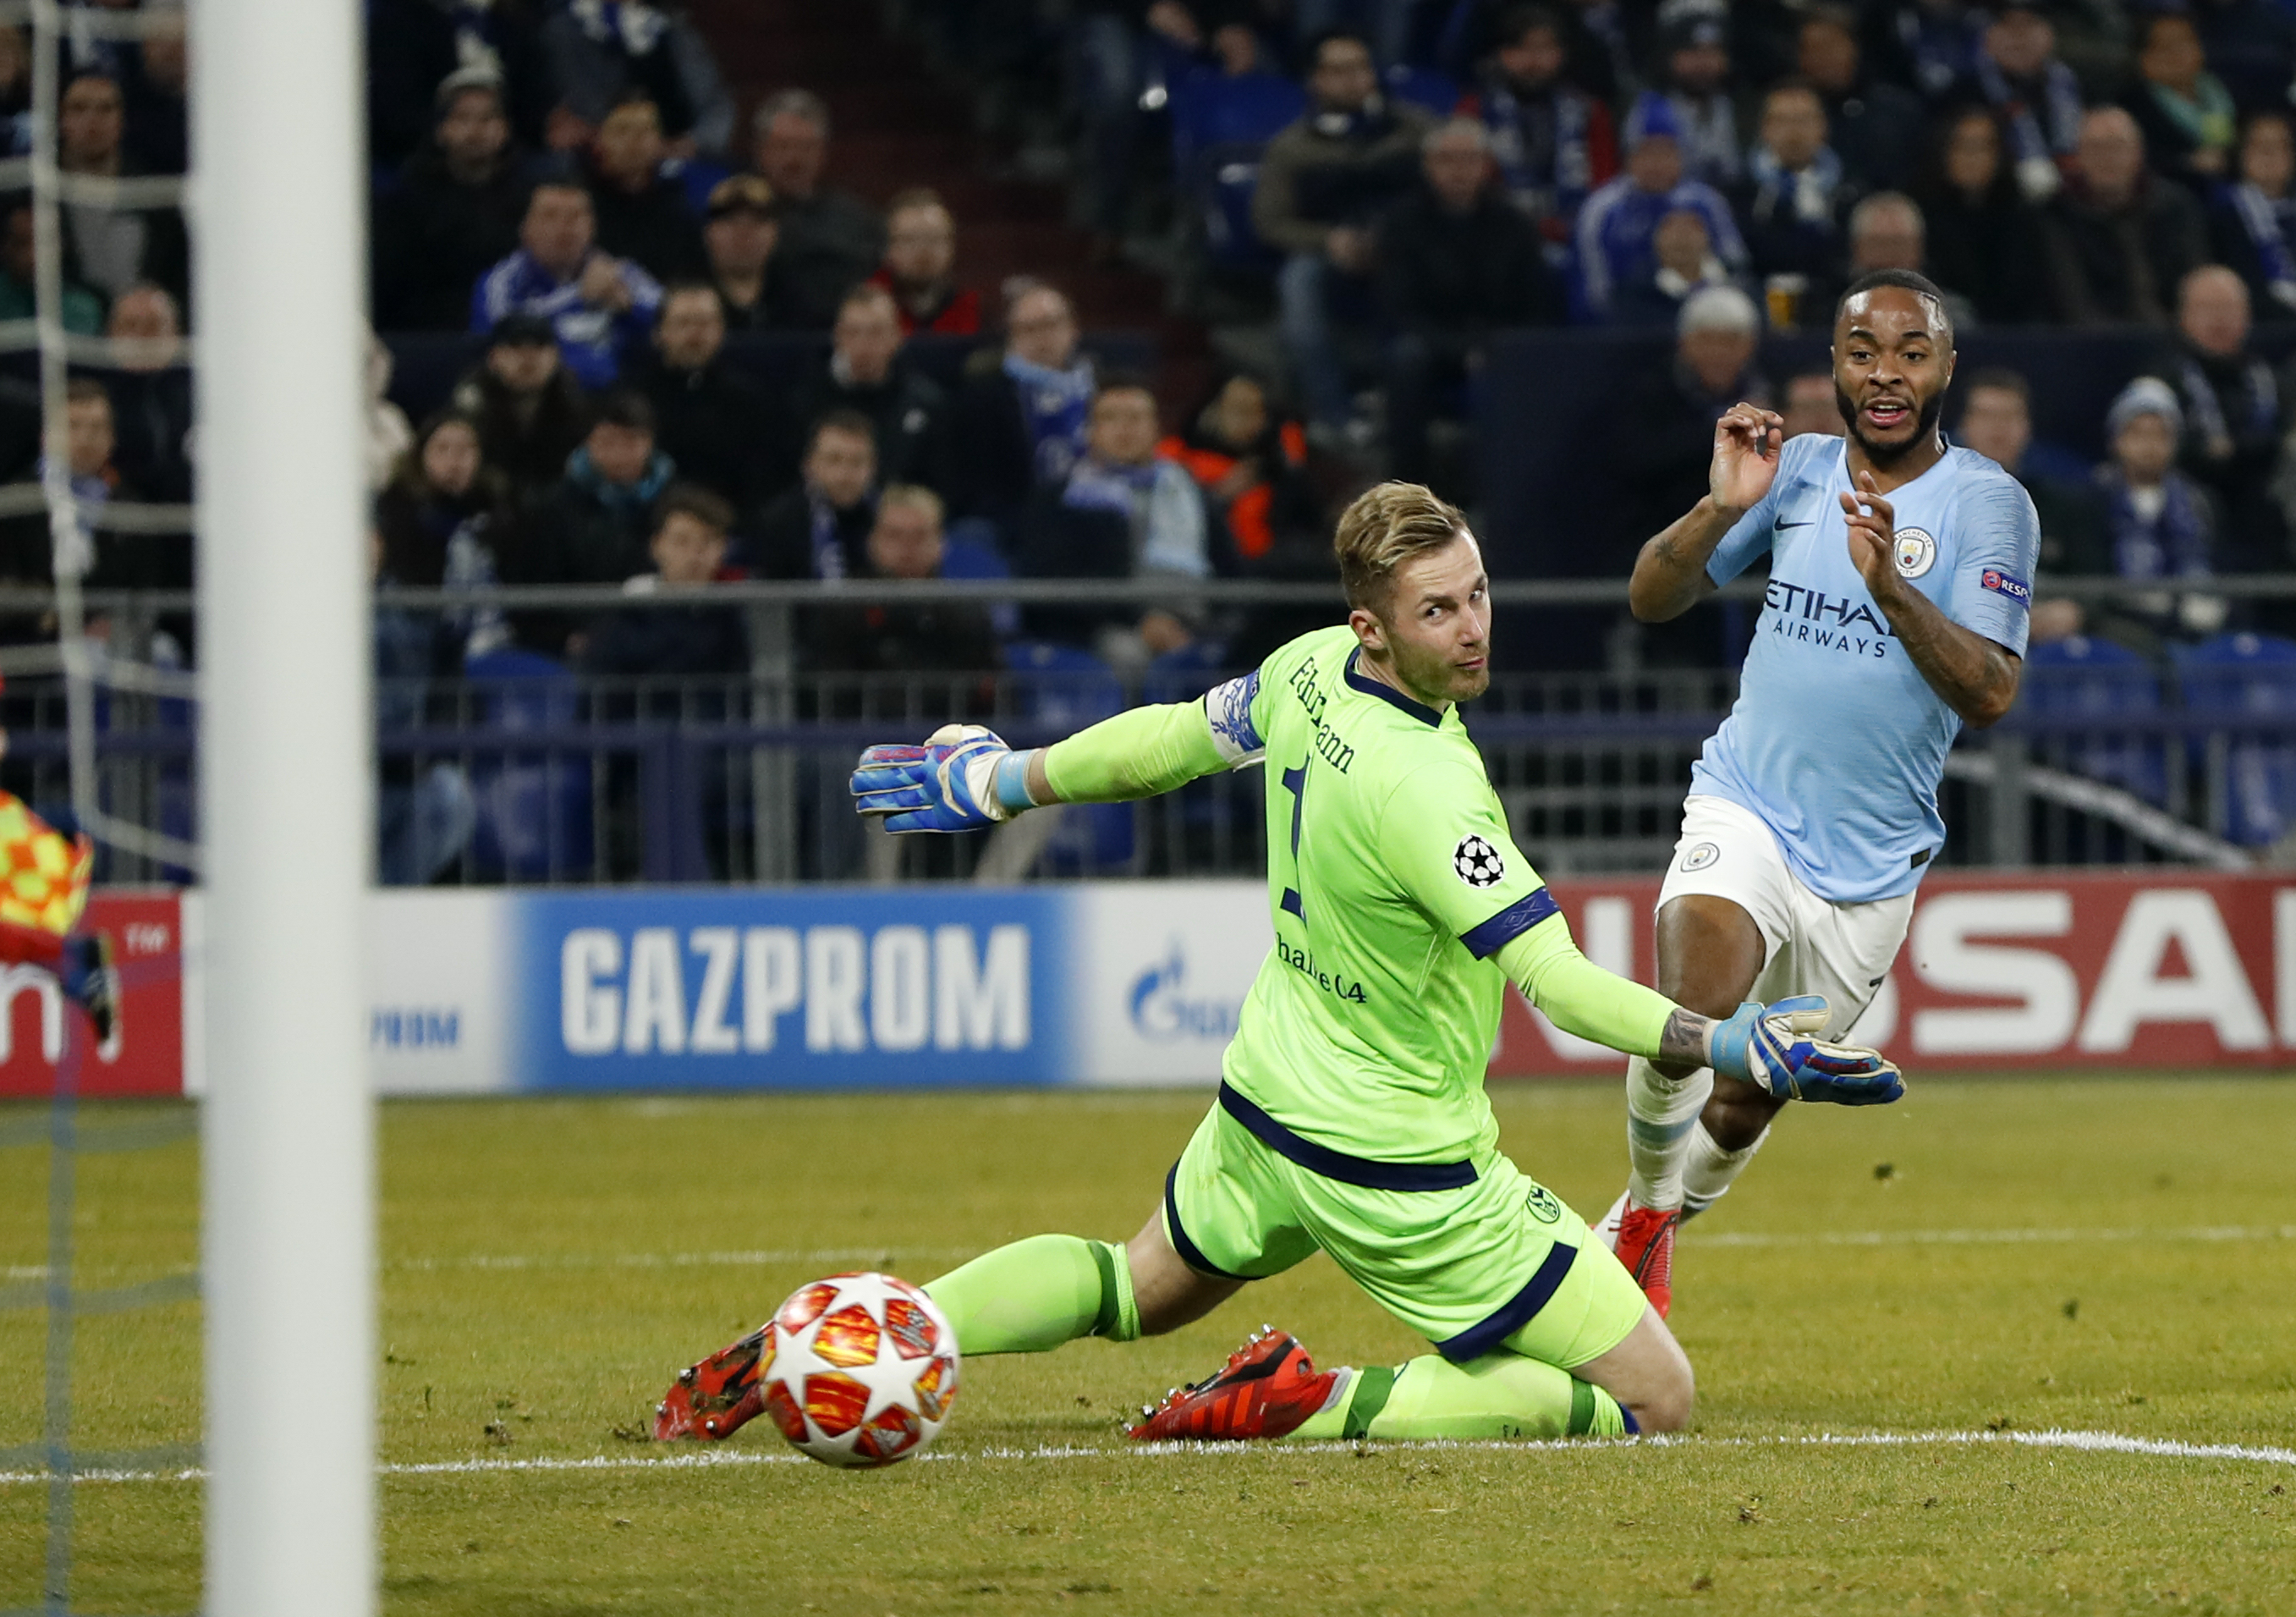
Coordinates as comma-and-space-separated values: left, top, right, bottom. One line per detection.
462, 648, 596, 881
2171, 632, 2296, 844
1003, 641, 1134, 872
2021, 635, 2168, 805
1140, 641, 1233, 707
1381, 63, 1458, 117
1168, 71, 1305, 276
940, 524, 1020, 640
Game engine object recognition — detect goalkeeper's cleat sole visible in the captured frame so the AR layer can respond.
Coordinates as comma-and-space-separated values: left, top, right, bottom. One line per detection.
1126, 1327, 1335, 1443
62, 933, 116, 1045
652, 1325, 768, 1441
1612, 1204, 1680, 1320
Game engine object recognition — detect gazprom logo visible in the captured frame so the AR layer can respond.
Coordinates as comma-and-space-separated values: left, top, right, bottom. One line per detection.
1129, 940, 1244, 1042
558, 923, 1030, 1057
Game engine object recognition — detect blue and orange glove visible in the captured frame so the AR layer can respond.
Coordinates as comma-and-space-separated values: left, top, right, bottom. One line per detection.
1707, 994, 1903, 1105
850, 724, 1040, 834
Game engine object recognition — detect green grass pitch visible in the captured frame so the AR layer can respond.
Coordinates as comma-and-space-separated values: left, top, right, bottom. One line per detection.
5, 1076, 2296, 1614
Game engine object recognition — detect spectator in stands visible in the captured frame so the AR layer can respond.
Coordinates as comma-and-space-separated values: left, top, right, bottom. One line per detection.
1252, 30, 1436, 444
472, 179, 664, 387
1377, 118, 1562, 490
102, 283, 192, 504
67, 380, 173, 593
1779, 368, 1841, 439
954, 281, 1095, 527
123, 6, 187, 178
0, 202, 98, 333
2071, 377, 2229, 654
701, 174, 789, 332
1914, 104, 2049, 326
2145, 266, 2286, 564
1014, 376, 1221, 670
750, 90, 886, 331
518, 388, 674, 589
449, 311, 590, 499
1158, 371, 1319, 572
585, 93, 704, 282
374, 410, 513, 667
0, 29, 32, 162
1798, 5, 1925, 192
1973, 1, 2085, 204
1552, 0, 1643, 105
365, 333, 416, 494
581, 484, 750, 680
753, 410, 877, 580
2123, 9, 2237, 196
1733, 82, 1859, 326
632, 282, 772, 512
1607, 206, 1739, 327
367, 0, 552, 172
1954, 369, 2101, 648
1845, 192, 1979, 330
1577, 91, 1747, 322
1600, 285, 1769, 585
810, 485, 1001, 712
541, 0, 732, 161
373, 69, 547, 333
867, 188, 980, 337
796, 283, 953, 498
2039, 107, 2210, 329
1464, 5, 1618, 248
1655, 10, 1741, 190
2211, 111, 2296, 322
58, 70, 187, 306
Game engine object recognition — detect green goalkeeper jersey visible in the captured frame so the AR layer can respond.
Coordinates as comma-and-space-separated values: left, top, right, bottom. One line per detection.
1220, 626, 1565, 1165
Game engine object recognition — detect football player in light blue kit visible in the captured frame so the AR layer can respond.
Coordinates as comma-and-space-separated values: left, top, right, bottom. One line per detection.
1602, 269, 2041, 1315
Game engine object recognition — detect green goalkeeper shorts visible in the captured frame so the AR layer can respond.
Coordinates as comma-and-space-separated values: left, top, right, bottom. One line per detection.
1162, 1086, 1648, 1369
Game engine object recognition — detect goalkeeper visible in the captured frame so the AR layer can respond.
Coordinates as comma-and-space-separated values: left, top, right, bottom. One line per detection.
655, 484, 1898, 1446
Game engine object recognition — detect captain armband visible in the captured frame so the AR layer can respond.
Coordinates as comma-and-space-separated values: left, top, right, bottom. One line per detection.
1203, 672, 1265, 766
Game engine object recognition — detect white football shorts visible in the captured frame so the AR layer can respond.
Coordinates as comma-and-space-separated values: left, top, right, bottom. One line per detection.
1656, 795, 1914, 1041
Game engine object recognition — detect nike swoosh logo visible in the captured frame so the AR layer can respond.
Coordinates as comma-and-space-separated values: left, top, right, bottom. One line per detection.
1776, 520, 1812, 529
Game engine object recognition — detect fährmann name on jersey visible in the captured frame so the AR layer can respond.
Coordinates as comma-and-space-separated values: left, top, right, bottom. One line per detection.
1286, 656, 1357, 773
1275, 937, 1370, 1004
1765, 577, 1892, 658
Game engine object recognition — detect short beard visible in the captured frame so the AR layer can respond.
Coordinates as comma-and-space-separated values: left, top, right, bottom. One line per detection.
1836, 382, 1947, 466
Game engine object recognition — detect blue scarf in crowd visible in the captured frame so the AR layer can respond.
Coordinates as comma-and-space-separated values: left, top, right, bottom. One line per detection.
1478, 72, 1599, 221
2228, 182, 2296, 313
563, 445, 673, 514
1746, 142, 1845, 227
2099, 466, 2214, 582
1974, 45, 2083, 198
2177, 352, 2279, 459
1004, 350, 1096, 486
1063, 457, 1209, 579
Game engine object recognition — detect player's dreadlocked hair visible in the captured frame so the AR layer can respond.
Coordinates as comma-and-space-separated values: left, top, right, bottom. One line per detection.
1833, 268, 1955, 348
1333, 482, 1469, 614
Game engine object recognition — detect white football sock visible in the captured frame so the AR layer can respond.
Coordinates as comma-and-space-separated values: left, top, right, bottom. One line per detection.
1681, 1121, 1770, 1218
1624, 1055, 1712, 1211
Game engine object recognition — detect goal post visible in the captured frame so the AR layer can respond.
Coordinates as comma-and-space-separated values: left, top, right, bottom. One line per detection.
195, 0, 375, 1611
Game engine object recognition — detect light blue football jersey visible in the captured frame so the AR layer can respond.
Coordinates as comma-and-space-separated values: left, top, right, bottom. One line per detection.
1690, 432, 2041, 904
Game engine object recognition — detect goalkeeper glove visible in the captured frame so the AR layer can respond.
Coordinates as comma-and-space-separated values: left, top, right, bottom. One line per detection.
850, 724, 1040, 834
1707, 994, 1903, 1106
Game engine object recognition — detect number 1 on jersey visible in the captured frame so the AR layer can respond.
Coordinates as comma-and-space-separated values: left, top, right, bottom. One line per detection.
1278, 758, 1308, 921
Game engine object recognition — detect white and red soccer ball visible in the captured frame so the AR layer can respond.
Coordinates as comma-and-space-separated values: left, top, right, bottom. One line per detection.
761, 1271, 960, 1468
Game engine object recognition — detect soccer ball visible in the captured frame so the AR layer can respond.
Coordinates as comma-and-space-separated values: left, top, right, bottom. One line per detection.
760, 1271, 960, 1468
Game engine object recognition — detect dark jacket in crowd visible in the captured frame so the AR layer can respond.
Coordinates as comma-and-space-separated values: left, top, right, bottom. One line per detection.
951, 360, 1042, 528
766, 186, 887, 331
2145, 338, 2290, 562
629, 349, 776, 512
589, 168, 706, 283
1376, 181, 1563, 344
583, 593, 751, 683
375, 480, 508, 588
63, 182, 190, 310
807, 595, 1002, 721
2038, 176, 2211, 327
514, 448, 677, 587
795, 361, 955, 498
749, 484, 875, 580
1251, 99, 1439, 257
1730, 164, 1859, 312
104, 367, 195, 505
372, 146, 545, 331
1820, 80, 1927, 192
1914, 176, 2052, 326
365, 0, 552, 168
449, 363, 591, 500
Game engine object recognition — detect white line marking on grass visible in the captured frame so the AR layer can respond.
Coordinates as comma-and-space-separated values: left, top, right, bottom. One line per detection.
7, 1427, 2293, 1488
1688, 1225, 2296, 1249
385, 1246, 980, 1274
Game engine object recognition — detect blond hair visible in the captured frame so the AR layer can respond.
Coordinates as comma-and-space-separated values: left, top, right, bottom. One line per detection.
1332, 481, 1469, 613
876, 482, 944, 527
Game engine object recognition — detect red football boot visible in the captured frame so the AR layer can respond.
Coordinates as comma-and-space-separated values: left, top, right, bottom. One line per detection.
1612, 1204, 1680, 1320
1127, 1327, 1337, 1442
652, 1325, 768, 1441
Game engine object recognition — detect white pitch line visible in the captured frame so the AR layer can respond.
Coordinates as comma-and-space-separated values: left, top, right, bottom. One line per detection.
5, 1427, 2293, 1488
1687, 1224, 2296, 1249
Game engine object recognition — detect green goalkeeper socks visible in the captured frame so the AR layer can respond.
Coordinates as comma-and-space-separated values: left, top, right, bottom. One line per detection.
1290, 1352, 1629, 1441
924, 1235, 1140, 1356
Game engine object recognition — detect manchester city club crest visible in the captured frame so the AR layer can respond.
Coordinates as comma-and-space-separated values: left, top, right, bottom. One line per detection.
1892, 526, 1938, 578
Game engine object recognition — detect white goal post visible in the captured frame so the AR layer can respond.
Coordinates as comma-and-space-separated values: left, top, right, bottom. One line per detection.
195, 0, 374, 1612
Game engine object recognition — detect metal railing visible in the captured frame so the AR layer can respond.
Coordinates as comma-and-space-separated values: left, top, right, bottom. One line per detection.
1, 575, 2292, 883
